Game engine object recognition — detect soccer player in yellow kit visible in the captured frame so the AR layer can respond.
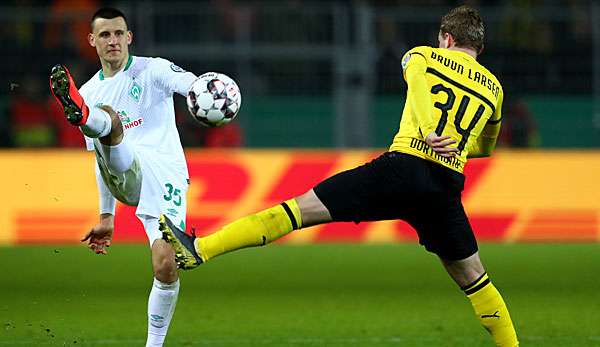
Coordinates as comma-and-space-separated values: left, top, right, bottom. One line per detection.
160, 5, 518, 346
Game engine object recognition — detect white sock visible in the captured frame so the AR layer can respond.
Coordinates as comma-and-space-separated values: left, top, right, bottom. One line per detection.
146, 278, 180, 347
80, 106, 112, 138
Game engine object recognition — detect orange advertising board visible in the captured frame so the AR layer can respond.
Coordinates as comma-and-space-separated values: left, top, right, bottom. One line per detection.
1, 149, 599, 245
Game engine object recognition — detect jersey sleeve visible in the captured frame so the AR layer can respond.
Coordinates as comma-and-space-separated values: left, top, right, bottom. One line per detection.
490, 86, 503, 124
467, 88, 503, 158
150, 58, 197, 97
402, 48, 437, 137
95, 161, 116, 215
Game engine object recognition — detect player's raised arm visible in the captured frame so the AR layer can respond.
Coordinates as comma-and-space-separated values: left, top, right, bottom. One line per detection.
150, 58, 197, 97
81, 163, 116, 254
467, 89, 503, 158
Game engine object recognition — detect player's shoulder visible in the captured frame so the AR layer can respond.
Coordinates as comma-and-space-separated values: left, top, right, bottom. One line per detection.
480, 63, 502, 88
403, 46, 432, 61
471, 58, 503, 94
401, 46, 432, 69
132, 55, 154, 64
406, 46, 432, 56
124, 55, 176, 80
145, 56, 186, 72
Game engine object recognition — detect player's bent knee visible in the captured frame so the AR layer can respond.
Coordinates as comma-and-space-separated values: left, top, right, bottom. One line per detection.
152, 240, 178, 283
99, 110, 124, 146
153, 258, 178, 283
296, 189, 332, 227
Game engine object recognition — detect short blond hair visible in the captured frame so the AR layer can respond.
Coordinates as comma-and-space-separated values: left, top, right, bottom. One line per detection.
440, 5, 485, 53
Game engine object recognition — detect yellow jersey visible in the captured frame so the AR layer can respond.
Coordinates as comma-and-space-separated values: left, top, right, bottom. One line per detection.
389, 46, 503, 173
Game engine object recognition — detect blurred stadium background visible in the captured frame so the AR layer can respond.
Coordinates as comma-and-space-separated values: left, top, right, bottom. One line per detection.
2, 0, 598, 149
2, 1, 600, 346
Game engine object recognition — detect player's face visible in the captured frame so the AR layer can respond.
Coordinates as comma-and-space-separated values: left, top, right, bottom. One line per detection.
88, 17, 132, 65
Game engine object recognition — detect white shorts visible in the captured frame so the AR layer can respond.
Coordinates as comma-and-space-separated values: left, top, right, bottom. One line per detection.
95, 141, 189, 245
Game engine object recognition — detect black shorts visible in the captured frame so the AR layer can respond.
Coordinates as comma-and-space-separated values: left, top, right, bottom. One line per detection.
313, 151, 477, 260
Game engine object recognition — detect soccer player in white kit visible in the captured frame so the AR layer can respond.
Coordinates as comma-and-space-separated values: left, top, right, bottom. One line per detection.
49, 7, 199, 346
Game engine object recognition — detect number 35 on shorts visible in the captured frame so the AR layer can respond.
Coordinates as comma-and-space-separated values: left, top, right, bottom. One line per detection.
163, 183, 182, 206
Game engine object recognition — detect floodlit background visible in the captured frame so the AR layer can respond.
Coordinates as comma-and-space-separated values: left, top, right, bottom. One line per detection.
1, 1, 600, 346
2, 0, 598, 149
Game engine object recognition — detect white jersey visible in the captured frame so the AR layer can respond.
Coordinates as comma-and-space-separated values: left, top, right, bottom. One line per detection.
78, 56, 197, 225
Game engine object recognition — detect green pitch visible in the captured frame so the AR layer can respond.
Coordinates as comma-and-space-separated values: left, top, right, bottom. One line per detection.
1, 243, 599, 346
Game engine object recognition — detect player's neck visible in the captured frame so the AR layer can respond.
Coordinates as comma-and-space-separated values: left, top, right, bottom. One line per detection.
101, 54, 130, 78
448, 46, 477, 59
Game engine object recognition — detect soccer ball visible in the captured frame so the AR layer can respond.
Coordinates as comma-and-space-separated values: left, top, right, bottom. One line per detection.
186, 72, 241, 127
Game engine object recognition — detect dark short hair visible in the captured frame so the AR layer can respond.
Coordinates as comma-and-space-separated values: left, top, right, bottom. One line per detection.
440, 5, 484, 53
91, 7, 128, 30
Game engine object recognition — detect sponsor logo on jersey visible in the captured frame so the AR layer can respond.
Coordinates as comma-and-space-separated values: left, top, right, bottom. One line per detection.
129, 81, 142, 102
117, 110, 131, 123
170, 63, 186, 73
123, 118, 143, 130
117, 110, 144, 130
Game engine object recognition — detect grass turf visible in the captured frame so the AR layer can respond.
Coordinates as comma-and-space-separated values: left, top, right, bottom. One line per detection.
1, 243, 599, 346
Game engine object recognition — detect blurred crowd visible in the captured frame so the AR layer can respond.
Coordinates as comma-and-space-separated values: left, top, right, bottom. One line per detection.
1, 0, 594, 148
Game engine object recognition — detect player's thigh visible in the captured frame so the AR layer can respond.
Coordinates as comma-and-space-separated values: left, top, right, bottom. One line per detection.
313, 152, 418, 223
159, 174, 190, 231
409, 196, 478, 261
95, 148, 142, 206
137, 174, 189, 245
95, 140, 135, 173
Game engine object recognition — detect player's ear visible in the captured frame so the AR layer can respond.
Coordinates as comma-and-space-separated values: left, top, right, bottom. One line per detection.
446, 33, 455, 48
88, 33, 95, 47
127, 31, 133, 45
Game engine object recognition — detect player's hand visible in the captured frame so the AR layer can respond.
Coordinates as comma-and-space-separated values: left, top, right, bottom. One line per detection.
98, 104, 117, 117
425, 132, 459, 158
81, 215, 114, 255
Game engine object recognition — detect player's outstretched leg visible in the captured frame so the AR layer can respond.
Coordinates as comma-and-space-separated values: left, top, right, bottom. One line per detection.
49, 64, 113, 139
161, 198, 303, 269
49, 64, 90, 125
160, 215, 203, 270
197, 199, 302, 262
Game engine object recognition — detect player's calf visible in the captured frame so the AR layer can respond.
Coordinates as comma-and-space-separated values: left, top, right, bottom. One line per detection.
463, 273, 519, 346
96, 104, 124, 146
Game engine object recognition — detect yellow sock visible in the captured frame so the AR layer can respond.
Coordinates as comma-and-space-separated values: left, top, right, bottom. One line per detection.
195, 199, 302, 262
463, 273, 519, 346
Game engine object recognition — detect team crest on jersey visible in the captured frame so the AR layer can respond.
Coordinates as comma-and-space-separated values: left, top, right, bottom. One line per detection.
401, 53, 411, 70
170, 64, 185, 73
129, 81, 142, 103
